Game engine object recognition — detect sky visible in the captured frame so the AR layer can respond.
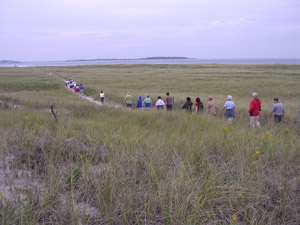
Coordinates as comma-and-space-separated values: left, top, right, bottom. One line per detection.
1, 0, 300, 61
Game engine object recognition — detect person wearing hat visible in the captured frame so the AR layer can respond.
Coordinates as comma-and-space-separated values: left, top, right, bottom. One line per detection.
249, 92, 261, 127
206, 96, 217, 116
222, 95, 237, 123
124, 92, 133, 108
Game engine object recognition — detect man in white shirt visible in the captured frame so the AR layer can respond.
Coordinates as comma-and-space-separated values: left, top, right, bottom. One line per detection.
100, 91, 105, 104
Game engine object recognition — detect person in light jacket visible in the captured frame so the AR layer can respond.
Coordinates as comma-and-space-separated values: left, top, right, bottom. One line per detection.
222, 95, 237, 124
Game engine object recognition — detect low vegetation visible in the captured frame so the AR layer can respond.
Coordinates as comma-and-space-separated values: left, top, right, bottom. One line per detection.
0, 65, 300, 224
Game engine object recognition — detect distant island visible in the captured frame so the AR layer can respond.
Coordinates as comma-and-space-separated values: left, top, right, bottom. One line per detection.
66, 57, 189, 62
139, 57, 189, 60
0, 60, 21, 64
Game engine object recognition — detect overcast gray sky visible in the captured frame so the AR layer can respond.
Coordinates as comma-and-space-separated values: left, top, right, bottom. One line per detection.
1, 0, 300, 61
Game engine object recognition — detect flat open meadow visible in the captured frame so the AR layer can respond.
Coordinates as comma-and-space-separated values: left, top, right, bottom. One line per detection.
0, 64, 300, 224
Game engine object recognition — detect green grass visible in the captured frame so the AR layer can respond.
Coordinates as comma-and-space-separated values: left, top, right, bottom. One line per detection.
0, 65, 300, 224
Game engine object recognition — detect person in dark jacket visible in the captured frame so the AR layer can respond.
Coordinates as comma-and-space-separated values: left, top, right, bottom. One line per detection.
165, 92, 173, 111
182, 97, 193, 112
249, 92, 261, 127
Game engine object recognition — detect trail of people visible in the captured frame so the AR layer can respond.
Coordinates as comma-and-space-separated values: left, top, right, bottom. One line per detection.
49, 72, 120, 108
48, 73, 288, 127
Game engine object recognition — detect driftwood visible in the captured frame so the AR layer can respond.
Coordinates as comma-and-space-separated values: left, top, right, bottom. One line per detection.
50, 105, 58, 121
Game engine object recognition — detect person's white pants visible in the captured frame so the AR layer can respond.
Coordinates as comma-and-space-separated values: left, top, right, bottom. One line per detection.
250, 116, 260, 127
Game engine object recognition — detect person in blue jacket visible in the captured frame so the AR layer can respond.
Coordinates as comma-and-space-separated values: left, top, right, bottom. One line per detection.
136, 96, 143, 108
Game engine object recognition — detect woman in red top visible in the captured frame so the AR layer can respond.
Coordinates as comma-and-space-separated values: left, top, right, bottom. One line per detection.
249, 92, 261, 127
195, 97, 204, 113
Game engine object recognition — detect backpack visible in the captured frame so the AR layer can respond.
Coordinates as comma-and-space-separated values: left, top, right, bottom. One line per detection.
199, 103, 204, 111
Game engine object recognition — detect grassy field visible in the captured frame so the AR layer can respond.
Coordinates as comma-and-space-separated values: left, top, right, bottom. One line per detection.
0, 64, 300, 224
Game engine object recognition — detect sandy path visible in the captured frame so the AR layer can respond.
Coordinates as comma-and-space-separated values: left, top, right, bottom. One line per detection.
49, 72, 121, 108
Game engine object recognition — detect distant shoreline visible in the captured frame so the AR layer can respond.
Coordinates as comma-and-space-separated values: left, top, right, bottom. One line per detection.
0, 57, 190, 64
0, 60, 21, 64
1, 58, 300, 67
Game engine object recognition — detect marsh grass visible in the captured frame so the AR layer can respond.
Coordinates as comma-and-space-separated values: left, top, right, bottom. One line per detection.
0, 65, 300, 224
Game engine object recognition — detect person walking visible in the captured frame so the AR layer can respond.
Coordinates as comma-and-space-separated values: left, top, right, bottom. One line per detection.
269, 98, 285, 123
155, 96, 165, 110
69, 81, 74, 90
182, 97, 193, 112
195, 97, 204, 113
206, 96, 217, 116
73, 82, 77, 91
136, 96, 143, 108
222, 95, 237, 124
165, 92, 173, 111
100, 91, 105, 104
79, 84, 84, 96
75, 84, 80, 93
124, 92, 133, 108
249, 92, 261, 127
143, 95, 152, 110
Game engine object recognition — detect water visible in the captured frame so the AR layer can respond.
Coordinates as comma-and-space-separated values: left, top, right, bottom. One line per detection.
3, 58, 300, 67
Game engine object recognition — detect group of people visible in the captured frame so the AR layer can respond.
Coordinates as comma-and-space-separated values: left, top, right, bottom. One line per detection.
124, 92, 216, 115
65, 79, 106, 104
124, 92, 176, 111
65, 80, 84, 96
123, 92, 285, 126
64, 80, 285, 126
219, 92, 285, 126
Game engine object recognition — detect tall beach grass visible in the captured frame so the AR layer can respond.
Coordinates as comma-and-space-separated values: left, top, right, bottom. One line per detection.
0, 65, 300, 224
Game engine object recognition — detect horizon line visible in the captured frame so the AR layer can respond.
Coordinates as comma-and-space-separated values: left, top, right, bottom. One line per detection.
2, 57, 300, 63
